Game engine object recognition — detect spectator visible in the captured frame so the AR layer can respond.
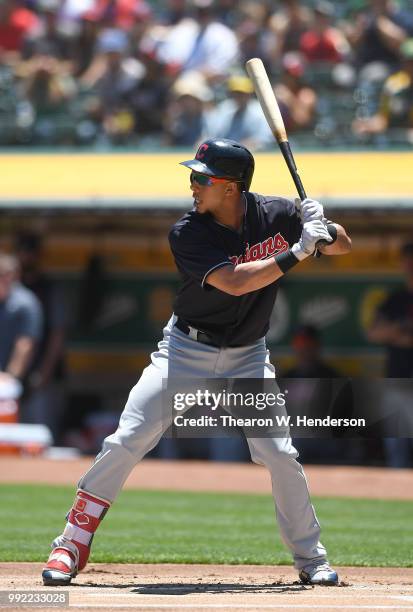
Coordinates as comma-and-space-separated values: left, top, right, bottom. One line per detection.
368, 241, 413, 377
284, 324, 340, 379
0, 0, 39, 61
164, 70, 213, 146
346, 0, 413, 72
268, 0, 312, 66
353, 37, 413, 141
237, 21, 268, 68
128, 1, 153, 53
299, 1, 350, 65
273, 52, 317, 132
84, 0, 152, 31
155, 0, 239, 84
70, 13, 101, 78
127, 52, 170, 140
283, 325, 352, 465
56, 0, 96, 46
2, 0, 413, 150
59, 0, 95, 24
22, 0, 72, 62
0, 251, 42, 388
158, 0, 189, 26
367, 241, 413, 467
15, 233, 67, 444
214, 0, 240, 29
207, 74, 273, 151
83, 28, 144, 143
17, 51, 77, 143
236, 1, 274, 67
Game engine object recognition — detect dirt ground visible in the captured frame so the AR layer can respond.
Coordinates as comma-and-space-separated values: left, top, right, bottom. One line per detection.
1, 456, 413, 499
1, 563, 413, 611
1, 457, 413, 611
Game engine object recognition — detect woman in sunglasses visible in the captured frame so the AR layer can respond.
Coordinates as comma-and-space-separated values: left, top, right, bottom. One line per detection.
42, 138, 351, 589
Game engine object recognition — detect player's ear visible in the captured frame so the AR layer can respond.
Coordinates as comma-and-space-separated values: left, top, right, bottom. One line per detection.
225, 181, 238, 195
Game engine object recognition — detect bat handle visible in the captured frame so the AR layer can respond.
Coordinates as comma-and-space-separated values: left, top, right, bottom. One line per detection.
279, 141, 324, 257
278, 141, 333, 257
279, 141, 306, 200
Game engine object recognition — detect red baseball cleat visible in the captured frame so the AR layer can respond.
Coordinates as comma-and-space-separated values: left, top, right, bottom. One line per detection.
42, 541, 79, 586
42, 490, 110, 586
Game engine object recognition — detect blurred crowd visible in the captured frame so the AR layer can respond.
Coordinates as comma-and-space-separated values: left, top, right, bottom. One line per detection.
0, 0, 413, 149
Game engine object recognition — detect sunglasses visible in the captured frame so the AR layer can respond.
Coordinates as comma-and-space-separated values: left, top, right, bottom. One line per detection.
190, 171, 234, 187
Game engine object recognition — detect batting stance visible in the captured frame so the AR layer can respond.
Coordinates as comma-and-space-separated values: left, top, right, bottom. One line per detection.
42, 138, 351, 587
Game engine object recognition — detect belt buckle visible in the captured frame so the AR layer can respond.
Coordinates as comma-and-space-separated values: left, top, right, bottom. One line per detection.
187, 325, 199, 341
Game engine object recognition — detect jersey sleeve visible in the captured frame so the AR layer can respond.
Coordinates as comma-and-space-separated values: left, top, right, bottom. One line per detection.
169, 222, 233, 288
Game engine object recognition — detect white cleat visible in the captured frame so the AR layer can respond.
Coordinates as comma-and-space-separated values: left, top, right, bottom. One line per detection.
299, 562, 339, 586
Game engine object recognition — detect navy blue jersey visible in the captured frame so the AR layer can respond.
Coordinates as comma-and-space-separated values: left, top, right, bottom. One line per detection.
169, 192, 302, 346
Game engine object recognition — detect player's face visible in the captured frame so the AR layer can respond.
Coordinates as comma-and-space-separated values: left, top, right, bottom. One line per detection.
189, 172, 237, 214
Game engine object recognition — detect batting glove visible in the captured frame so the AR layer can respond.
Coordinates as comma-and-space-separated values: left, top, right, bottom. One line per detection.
296, 198, 325, 223
291, 219, 333, 260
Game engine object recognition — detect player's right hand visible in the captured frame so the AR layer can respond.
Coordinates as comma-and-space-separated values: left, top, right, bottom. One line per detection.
291, 219, 333, 260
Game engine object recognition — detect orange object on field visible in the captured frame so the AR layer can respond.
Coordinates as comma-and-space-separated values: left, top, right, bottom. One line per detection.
0, 399, 20, 453
0, 399, 19, 424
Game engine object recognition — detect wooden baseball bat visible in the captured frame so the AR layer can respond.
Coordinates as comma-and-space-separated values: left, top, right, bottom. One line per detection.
245, 57, 329, 251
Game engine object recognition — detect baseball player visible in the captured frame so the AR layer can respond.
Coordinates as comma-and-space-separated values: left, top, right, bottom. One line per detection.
42, 138, 351, 587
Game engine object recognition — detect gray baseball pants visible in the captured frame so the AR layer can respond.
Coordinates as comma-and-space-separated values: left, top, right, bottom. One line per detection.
78, 315, 327, 569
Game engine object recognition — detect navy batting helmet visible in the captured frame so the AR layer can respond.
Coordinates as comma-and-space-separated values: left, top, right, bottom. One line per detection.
180, 138, 255, 191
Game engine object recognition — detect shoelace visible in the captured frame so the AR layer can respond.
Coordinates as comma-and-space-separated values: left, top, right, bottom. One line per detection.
304, 561, 332, 574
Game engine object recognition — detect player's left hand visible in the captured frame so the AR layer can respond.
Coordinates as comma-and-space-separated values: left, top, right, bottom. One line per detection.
296, 198, 325, 223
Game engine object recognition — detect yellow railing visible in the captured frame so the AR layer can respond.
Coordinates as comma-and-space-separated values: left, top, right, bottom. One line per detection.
1, 151, 412, 199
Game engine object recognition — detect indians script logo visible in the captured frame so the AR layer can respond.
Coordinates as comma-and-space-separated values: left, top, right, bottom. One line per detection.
230, 233, 288, 265
196, 143, 209, 160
